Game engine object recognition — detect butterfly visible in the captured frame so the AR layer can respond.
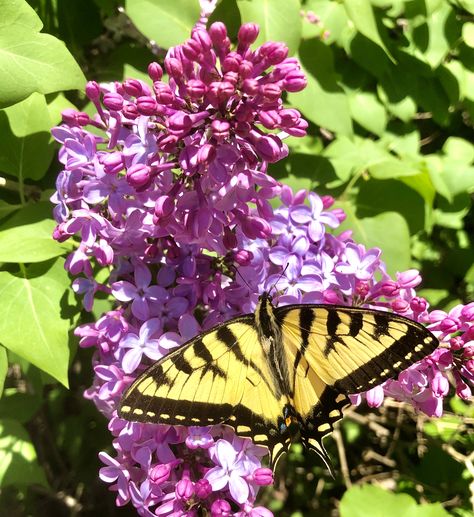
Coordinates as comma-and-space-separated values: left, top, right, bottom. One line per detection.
119, 292, 438, 474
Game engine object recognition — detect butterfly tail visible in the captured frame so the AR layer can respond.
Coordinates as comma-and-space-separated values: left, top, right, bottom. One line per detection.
301, 435, 336, 478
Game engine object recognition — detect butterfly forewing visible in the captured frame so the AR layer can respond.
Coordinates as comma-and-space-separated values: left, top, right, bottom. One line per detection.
277, 304, 439, 394
119, 317, 289, 463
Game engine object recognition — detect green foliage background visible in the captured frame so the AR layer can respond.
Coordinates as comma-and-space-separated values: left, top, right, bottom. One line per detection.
0, 0, 472, 515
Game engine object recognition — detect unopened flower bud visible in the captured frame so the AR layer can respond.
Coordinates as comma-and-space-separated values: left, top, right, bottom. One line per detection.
154, 82, 174, 104
154, 195, 174, 219
165, 57, 183, 79
252, 468, 273, 486
61, 109, 89, 126
397, 269, 422, 289
238, 23, 259, 46
192, 28, 212, 51
255, 134, 286, 163
258, 110, 281, 129
122, 79, 143, 97
241, 78, 259, 96
260, 41, 288, 65
321, 195, 335, 208
381, 280, 399, 297
211, 499, 231, 517
195, 478, 212, 499
126, 163, 150, 188
392, 298, 410, 313
100, 152, 123, 175
439, 317, 460, 334
187, 79, 207, 100
148, 62, 163, 81
222, 52, 242, 73
461, 302, 474, 322
136, 96, 157, 115
85, 81, 101, 101
103, 92, 124, 111
411, 297, 427, 313
211, 119, 231, 140
234, 250, 253, 266
150, 463, 171, 485
209, 22, 227, 46
176, 478, 194, 500
260, 83, 282, 102
183, 38, 202, 60
197, 144, 215, 164
431, 371, 449, 397
283, 69, 307, 92
122, 102, 138, 119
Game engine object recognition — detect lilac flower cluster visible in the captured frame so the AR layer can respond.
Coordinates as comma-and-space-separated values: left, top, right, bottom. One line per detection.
51, 18, 473, 517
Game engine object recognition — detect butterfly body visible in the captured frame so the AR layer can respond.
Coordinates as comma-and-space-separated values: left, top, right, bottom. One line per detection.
119, 292, 438, 472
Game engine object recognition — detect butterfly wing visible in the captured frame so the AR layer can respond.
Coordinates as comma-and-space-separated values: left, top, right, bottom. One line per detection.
119, 316, 289, 465
276, 304, 438, 470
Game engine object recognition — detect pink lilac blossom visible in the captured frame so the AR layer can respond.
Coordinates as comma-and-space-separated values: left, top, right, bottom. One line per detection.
51, 18, 473, 517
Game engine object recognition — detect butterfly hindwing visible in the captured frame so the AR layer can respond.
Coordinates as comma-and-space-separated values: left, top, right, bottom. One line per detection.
277, 304, 438, 393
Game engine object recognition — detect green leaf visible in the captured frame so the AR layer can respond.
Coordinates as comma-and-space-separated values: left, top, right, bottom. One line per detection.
348, 91, 387, 135
236, 0, 302, 55
342, 0, 394, 61
337, 208, 411, 275
125, 0, 201, 49
0, 418, 47, 487
288, 39, 353, 135
0, 346, 6, 396
443, 137, 474, 164
0, 203, 71, 262
340, 485, 450, 517
0, 258, 71, 387
0, 93, 55, 180
0, 388, 42, 423
0, 0, 85, 107
377, 75, 417, 122
302, 0, 349, 44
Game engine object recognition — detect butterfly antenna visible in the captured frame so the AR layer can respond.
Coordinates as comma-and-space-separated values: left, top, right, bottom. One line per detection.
268, 263, 289, 297
232, 265, 252, 291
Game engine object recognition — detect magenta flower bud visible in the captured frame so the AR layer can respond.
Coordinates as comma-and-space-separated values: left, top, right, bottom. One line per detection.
209, 22, 228, 45
241, 78, 259, 96
165, 57, 184, 79
258, 110, 281, 129
176, 478, 194, 500
380, 280, 399, 297
355, 280, 369, 298
150, 463, 171, 485
159, 134, 178, 152
397, 269, 422, 289
136, 95, 157, 115
103, 92, 124, 111
279, 108, 300, 126
461, 302, 474, 321
197, 143, 215, 164
238, 23, 259, 46
463, 345, 474, 358
153, 82, 174, 104
449, 336, 464, 351
222, 52, 242, 73
321, 195, 335, 208
209, 81, 235, 105
283, 69, 307, 92
186, 79, 207, 100
332, 208, 346, 222
392, 298, 409, 313
211, 119, 231, 140
223, 71, 239, 85
456, 379, 472, 399
85, 80, 101, 101
192, 28, 212, 52
100, 152, 123, 175
255, 134, 286, 163
260, 83, 282, 102
61, 109, 89, 126
122, 79, 143, 97
239, 60, 254, 79
183, 38, 202, 60
410, 296, 427, 313
222, 228, 237, 249
195, 478, 212, 499
260, 41, 288, 65
439, 317, 460, 333
431, 371, 449, 397
252, 467, 273, 486
154, 195, 174, 219
234, 249, 253, 266
168, 111, 193, 135
466, 359, 474, 373
211, 499, 231, 517
122, 102, 139, 119
148, 61, 163, 81
52, 222, 70, 242
126, 163, 150, 188
323, 289, 342, 304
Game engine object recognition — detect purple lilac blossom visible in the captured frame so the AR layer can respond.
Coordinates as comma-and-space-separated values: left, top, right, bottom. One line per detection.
51, 16, 473, 517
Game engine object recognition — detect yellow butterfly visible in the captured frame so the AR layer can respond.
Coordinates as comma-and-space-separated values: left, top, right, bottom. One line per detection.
119, 292, 438, 473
